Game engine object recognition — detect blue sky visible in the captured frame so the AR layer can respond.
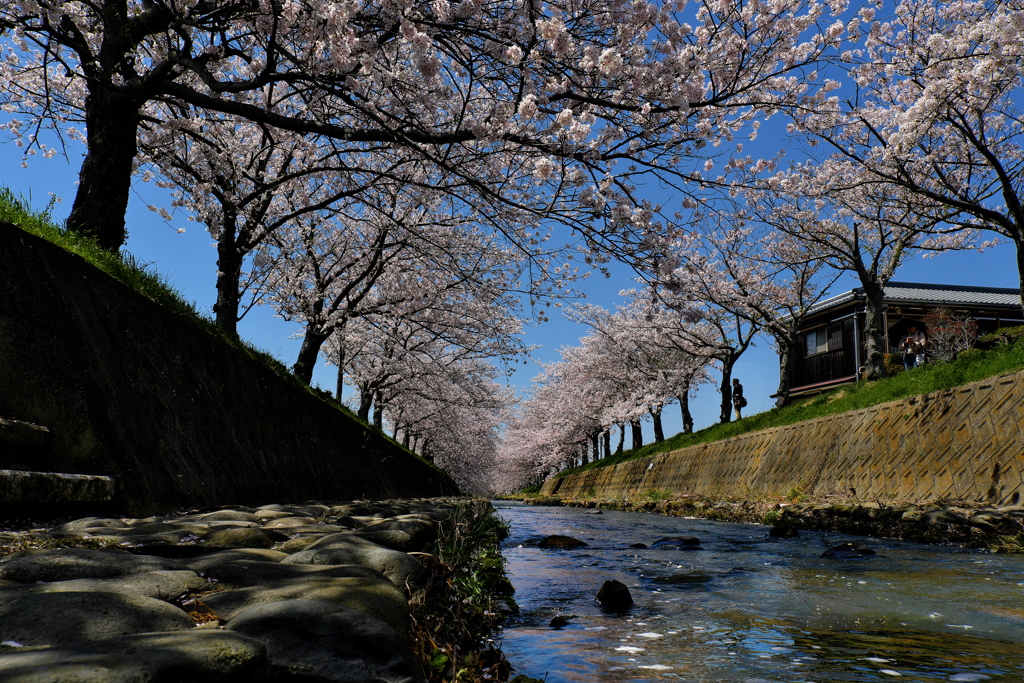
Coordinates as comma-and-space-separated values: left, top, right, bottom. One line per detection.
3, 136, 1019, 444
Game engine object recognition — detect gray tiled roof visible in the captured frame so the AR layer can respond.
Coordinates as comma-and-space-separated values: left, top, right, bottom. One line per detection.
883, 282, 1021, 306
798, 281, 1021, 319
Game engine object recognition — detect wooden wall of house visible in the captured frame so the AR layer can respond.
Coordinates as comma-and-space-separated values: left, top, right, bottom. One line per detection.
791, 317, 859, 389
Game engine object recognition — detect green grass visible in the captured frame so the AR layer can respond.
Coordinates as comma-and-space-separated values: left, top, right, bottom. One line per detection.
0, 187, 207, 324
410, 500, 517, 682
553, 326, 1024, 481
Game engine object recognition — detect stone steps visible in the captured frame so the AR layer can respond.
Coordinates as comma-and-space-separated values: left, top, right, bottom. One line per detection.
1, 417, 116, 511
0, 469, 116, 504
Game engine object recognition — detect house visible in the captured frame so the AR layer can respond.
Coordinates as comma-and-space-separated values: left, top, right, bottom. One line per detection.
784, 282, 1024, 398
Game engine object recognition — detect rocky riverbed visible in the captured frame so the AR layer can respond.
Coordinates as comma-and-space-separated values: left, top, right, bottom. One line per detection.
0, 497, 502, 682
518, 494, 1024, 550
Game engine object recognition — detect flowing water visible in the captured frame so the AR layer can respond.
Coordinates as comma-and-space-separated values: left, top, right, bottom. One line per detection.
495, 502, 1024, 682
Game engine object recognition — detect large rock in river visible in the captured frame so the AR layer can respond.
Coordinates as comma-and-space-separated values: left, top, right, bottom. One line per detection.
597, 579, 633, 611
537, 535, 588, 549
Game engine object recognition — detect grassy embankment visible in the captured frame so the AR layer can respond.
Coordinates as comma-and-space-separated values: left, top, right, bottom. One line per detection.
0, 187, 426, 452
533, 326, 1024, 487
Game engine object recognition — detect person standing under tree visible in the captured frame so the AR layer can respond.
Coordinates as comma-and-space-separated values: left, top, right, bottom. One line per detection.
732, 378, 746, 420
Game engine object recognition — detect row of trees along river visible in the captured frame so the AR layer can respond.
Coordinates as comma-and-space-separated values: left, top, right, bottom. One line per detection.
2, 0, 1023, 494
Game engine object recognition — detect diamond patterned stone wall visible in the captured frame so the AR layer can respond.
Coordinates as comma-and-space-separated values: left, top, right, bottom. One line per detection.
540, 371, 1024, 504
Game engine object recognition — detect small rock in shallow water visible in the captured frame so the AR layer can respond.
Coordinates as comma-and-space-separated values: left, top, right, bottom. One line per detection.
769, 524, 800, 538
596, 579, 632, 611
651, 536, 701, 549
821, 542, 875, 558
653, 570, 715, 585
549, 615, 572, 628
629, 542, 648, 549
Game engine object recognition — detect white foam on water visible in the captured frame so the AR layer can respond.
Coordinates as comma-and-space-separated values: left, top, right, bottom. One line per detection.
863, 658, 892, 663
880, 670, 903, 676
616, 646, 645, 653
637, 632, 665, 639
948, 673, 990, 681
638, 664, 673, 671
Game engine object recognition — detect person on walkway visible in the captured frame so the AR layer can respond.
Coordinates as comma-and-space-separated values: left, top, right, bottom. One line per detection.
901, 324, 928, 370
731, 378, 746, 420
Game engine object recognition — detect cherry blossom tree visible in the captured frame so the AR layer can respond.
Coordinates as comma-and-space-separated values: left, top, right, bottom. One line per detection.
140, 113, 389, 337
375, 356, 515, 493
784, 0, 1024, 313
571, 296, 713, 435
335, 259, 530, 419
654, 227, 765, 422
747, 165, 974, 378
250, 182, 499, 384
2, 0, 859, 253
656, 209, 838, 404
496, 291, 717, 487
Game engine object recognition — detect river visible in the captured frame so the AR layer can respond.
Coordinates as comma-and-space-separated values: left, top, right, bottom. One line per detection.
494, 501, 1024, 682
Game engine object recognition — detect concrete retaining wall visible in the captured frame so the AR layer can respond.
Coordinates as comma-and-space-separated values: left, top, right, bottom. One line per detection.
0, 221, 459, 514
541, 370, 1024, 505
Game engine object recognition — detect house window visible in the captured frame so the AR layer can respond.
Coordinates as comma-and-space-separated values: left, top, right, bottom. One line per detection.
805, 323, 843, 356
827, 323, 844, 350
806, 329, 827, 356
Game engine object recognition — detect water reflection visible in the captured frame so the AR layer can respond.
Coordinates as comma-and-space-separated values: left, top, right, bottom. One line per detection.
496, 502, 1024, 682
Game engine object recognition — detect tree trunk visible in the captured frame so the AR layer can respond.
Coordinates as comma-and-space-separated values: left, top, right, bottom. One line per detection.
293, 326, 330, 385
1014, 233, 1024, 318
649, 405, 665, 442
372, 393, 384, 429
719, 351, 736, 424
630, 420, 643, 450
357, 385, 373, 422
590, 431, 600, 463
677, 392, 693, 434
615, 423, 625, 454
335, 346, 346, 402
66, 87, 140, 251
213, 207, 243, 339
602, 429, 611, 459
862, 285, 887, 380
775, 325, 798, 407
580, 442, 589, 466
